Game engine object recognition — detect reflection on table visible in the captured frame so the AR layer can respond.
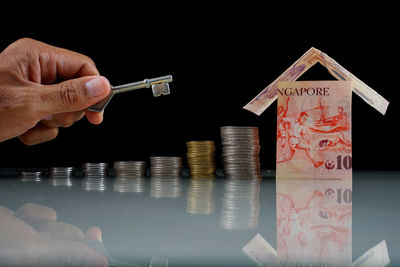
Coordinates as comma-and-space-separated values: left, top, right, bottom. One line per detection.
0, 170, 399, 266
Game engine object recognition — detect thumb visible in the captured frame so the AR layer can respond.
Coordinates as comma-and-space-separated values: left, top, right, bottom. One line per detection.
39, 76, 111, 115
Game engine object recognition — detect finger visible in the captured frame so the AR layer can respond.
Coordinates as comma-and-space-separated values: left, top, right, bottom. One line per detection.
39, 48, 100, 84
40, 41, 100, 79
84, 227, 103, 243
0, 205, 14, 216
18, 123, 59, 146
84, 110, 104, 125
37, 221, 84, 242
37, 76, 111, 116
40, 111, 85, 128
14, 203, 57, 228
5, 38, 100, 84
83, 227, 112, 262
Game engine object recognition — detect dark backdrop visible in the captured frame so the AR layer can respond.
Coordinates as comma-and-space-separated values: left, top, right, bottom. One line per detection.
0, 3, 398, 170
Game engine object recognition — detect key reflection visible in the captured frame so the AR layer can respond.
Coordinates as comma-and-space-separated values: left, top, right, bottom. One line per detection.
220, 177, 260, 230
186, 177, 216, 214
150, 176, 182, 198
276, 178, 352, 266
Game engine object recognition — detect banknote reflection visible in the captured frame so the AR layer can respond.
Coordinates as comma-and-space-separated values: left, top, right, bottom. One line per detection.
186, 177, 216, 214
276, 178, 352, 266
220, 178, 260, 230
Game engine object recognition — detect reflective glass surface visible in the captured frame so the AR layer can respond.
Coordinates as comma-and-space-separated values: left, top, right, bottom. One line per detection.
0, 170, 399, 266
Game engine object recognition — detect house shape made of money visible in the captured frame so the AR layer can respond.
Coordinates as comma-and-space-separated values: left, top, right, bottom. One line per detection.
243, 48, 389, 178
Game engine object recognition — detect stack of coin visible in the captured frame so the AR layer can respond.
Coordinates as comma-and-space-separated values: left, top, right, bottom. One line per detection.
150, 177, 182, 198
220, 126, 261, 178
113, 177, 145, 193
82, 163, 108, 178
186, 178, 215, 214
150, 157, 182, 177
113, 161, 146, 178
220, 178, 260, 230
82, 163, 108, 191
19, 171, 42, 182
186, 141, 216, 178
49, 167, 74, 187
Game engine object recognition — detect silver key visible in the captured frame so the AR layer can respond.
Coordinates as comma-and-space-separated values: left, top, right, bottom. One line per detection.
88, 75, 172, 112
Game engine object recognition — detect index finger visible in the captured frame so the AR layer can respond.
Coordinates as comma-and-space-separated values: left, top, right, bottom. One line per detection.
7, 38, 100, 84
42, 41, 100, 82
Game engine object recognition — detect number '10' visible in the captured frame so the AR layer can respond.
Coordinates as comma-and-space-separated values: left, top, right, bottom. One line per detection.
336, 155, 352, 169
337, 188, 352, 203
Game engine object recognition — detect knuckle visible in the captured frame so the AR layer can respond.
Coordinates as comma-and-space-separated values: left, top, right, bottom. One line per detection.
19, 127, 59, 146
15, 37, 34, 45
59, 115, 77, 128
8, 38, 38, 53
59, 81, 81, 107
83, 55, 96, 67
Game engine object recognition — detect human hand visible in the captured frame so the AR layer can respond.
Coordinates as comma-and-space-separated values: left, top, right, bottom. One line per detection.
0, 38, 111, 145
0, 203, 108, 266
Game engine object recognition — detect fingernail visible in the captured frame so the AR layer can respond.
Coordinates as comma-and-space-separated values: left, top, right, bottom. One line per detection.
86, 77, 109, 97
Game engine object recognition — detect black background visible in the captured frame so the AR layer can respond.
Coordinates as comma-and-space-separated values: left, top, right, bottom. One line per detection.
0, 3, 398, 170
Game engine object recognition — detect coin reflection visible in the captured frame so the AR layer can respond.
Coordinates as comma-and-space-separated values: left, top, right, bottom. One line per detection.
81, 163, 108, 191
19, 171, 43, 183
82, 177, 107, 191
186, 177, 216, 214
113, 177, 145, 193
220, 177, 260, 230
150, 176, 182, 198
49, 167, 74, 187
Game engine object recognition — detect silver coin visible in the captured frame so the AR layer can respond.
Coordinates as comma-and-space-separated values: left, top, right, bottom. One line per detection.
220, 126, 259, 131
82, 163, 108, 168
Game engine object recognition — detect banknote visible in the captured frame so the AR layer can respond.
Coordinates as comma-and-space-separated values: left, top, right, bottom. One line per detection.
242, 233, 277, 267
276, 81, 352, 179
276, 178, 352, 266
243, 47, 389, 116
352, 240, 390, 267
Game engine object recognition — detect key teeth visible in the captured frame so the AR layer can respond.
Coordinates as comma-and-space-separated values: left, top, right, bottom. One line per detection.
152, 83, 170, 97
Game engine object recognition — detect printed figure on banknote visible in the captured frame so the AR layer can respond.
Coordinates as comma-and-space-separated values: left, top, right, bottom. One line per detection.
312, 105, 351, 152
277, 98, 324, 168
276, 81, 352, 179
